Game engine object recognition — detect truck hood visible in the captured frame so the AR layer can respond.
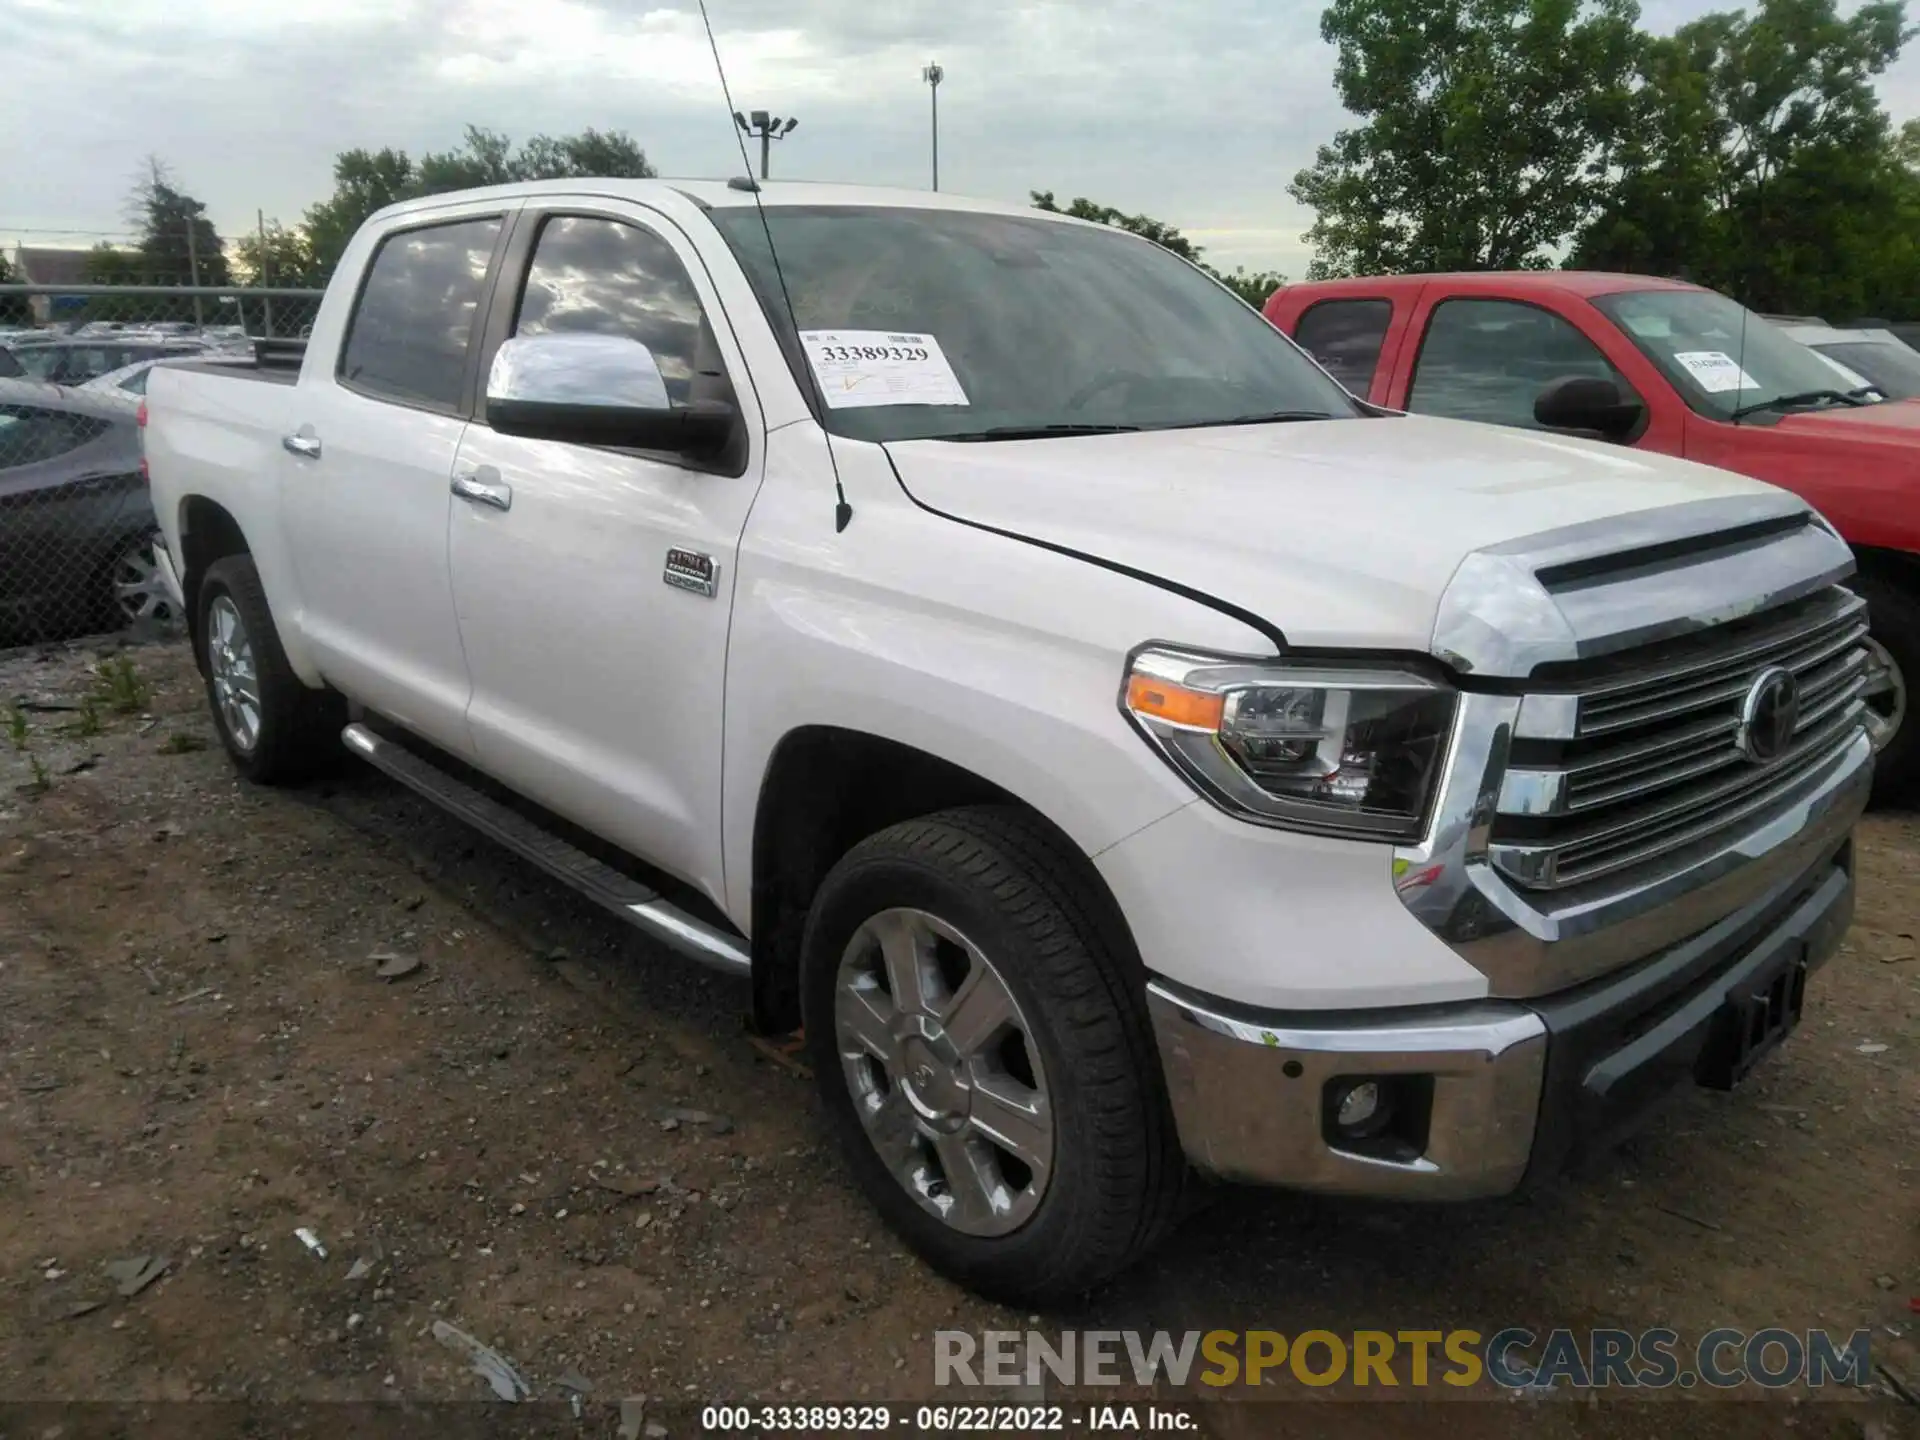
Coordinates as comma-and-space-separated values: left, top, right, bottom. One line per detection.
1776, 396, 1920, 441
884, 415, 1784, 657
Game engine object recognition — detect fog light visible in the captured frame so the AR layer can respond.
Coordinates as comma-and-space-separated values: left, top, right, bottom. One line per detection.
1332, 1079, 1389, 1137
1336, 1080, 1380, 1128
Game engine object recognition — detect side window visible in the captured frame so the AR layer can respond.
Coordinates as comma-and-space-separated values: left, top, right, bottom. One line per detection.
1293, 299, 1393, 395
340, 216, 503, 411
0, 405, 108, 466
1408, 298, 1627, 429
513, 215, 716, 406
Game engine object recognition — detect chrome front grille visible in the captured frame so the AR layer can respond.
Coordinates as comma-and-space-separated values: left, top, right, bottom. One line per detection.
1489, 587, 1870, 891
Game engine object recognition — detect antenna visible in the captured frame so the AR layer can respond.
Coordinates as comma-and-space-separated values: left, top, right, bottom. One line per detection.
696, 0, 852, 532
1734, 292, 1751, 425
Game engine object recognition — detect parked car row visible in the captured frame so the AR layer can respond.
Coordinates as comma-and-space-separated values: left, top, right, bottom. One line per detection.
1264, 270, 1919, 803
0, 317, 267, 639
1777, 321, 1920, 401
0, 376, 174, 640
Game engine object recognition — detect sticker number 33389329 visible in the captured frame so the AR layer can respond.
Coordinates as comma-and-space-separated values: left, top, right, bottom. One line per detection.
800, 330, 971, 409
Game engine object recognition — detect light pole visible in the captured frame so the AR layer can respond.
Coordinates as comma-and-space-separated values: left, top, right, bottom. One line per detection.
922, 62, 943, 191
734, 110, 798, 180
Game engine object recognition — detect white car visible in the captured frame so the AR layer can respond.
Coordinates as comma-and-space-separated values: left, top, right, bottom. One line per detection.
1778, 322, 1920, 401
142, 181, 1873, 1302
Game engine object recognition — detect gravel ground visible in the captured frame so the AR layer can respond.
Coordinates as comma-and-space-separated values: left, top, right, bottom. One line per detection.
0, 636, 1915, 1438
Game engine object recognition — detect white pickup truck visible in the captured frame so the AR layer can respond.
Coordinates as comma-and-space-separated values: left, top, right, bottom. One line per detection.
144, 179, 1872, 1303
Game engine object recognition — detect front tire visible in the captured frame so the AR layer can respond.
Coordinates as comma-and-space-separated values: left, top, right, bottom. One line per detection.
196, 554, 343, 784
1857, 574, 1917, 807
802, 806, 1184, 1305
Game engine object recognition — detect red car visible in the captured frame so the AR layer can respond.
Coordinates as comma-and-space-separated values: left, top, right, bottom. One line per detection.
1265, 271, 1917, 802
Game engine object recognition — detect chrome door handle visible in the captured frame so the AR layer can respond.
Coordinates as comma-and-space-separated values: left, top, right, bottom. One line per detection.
451, 471, 512, 512
282, 433, 322, 459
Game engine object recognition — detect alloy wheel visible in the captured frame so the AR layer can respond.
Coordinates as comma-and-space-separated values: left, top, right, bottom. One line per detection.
207, 594, 261, 753
1861, 635, 1907, 755
833, 907, 1054, 1237
113, 536, 176, 627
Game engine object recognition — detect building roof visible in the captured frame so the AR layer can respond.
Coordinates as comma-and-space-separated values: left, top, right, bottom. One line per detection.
11, 246, 94, 287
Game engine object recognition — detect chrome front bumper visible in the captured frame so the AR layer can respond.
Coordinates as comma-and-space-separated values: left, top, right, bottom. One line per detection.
1147, 985, 1547, 1198
1147, 748, 1864, 1199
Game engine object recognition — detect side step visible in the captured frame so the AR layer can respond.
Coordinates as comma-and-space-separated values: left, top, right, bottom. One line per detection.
341, 723, 751, 978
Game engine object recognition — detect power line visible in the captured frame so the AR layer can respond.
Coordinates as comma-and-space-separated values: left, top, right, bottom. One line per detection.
1, 225, 143, 239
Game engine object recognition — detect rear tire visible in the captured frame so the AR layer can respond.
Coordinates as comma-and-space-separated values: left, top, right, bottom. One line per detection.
801, 805, 1185, 1305
1856, 574, 1917, 807
196, 554, 343, 785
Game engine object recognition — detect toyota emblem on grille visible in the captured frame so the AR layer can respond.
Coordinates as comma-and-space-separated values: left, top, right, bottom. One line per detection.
1737, 666, 1800, 764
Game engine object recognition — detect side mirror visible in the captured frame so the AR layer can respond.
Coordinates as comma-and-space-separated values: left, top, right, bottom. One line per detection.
1533, 375, 1644, 442
485, 333, 734, 456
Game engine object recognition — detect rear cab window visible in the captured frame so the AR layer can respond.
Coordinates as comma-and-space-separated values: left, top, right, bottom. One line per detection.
338, 216, 505, 412
1292, 299, 1393, 396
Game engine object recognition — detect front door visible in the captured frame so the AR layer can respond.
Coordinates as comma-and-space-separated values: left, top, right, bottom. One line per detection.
446, 206, 766, 901
281, 210, 510, 757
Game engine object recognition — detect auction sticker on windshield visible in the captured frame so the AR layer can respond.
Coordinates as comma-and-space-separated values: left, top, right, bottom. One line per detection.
801, 330, 970, 409
1673, 350, 1759, 394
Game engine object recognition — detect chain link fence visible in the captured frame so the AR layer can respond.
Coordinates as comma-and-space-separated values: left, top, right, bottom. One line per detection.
0, 284, 323, 647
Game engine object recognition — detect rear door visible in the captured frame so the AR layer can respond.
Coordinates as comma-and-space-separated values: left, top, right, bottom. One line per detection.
1286, 294, 1410, 404
444, 203, 766, 896
279, 205, 513, 757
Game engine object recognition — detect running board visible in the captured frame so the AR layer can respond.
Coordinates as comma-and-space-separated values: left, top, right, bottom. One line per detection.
340, 723, 751, 978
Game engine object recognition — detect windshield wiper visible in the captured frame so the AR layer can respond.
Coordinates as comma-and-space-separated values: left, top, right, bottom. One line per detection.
1153, 410, 1335, 429
939, 423, 1143, 442
1729, 388, 1870, 422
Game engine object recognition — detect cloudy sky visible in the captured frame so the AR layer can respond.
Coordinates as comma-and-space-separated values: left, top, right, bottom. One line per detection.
3, 0, 1917, 279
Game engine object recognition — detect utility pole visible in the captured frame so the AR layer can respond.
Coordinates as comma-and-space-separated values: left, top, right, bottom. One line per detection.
734, 110, 799, 181
258, 209, 273, 339
185, 218, 204, 327
922, 62, 944, 191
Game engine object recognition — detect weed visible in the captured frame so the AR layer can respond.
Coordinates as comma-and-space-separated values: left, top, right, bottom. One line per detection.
26, 752, 49, 793
6, 706, 26, 753
93, 656, 149, 716
160, 732, 207, 755
69, 698, 102, 739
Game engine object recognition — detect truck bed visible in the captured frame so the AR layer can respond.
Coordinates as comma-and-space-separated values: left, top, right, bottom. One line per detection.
171, 356, 300, 387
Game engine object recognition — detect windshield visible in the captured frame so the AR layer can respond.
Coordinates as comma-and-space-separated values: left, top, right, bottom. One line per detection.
710, 206, 1358, 442
1812, 340, 1920, 401
1591, 289, 1884, 421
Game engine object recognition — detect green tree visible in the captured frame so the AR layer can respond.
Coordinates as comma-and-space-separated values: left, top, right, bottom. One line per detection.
129, 157, 230, 287
1212, 268, 1291, 308
415, 124, 657, 194
1030, 190, 1204, 261
1028, 192, 1288, 306
302, 147, 416, 281
515, 127, 656, 180
1573, 0, 1916, 315
233, 220, 321, 289
300, 127, 657, 283
1290, 0, 1643, 277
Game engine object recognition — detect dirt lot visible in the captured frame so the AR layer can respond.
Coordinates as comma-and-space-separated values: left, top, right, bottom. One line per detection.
0, 636, 1915, 1438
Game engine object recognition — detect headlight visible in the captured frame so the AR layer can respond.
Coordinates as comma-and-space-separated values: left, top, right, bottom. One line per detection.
1122, 647, 1457, 840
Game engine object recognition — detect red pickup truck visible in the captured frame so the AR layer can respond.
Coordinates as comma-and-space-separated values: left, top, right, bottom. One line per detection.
1265, 271, 1918, 802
